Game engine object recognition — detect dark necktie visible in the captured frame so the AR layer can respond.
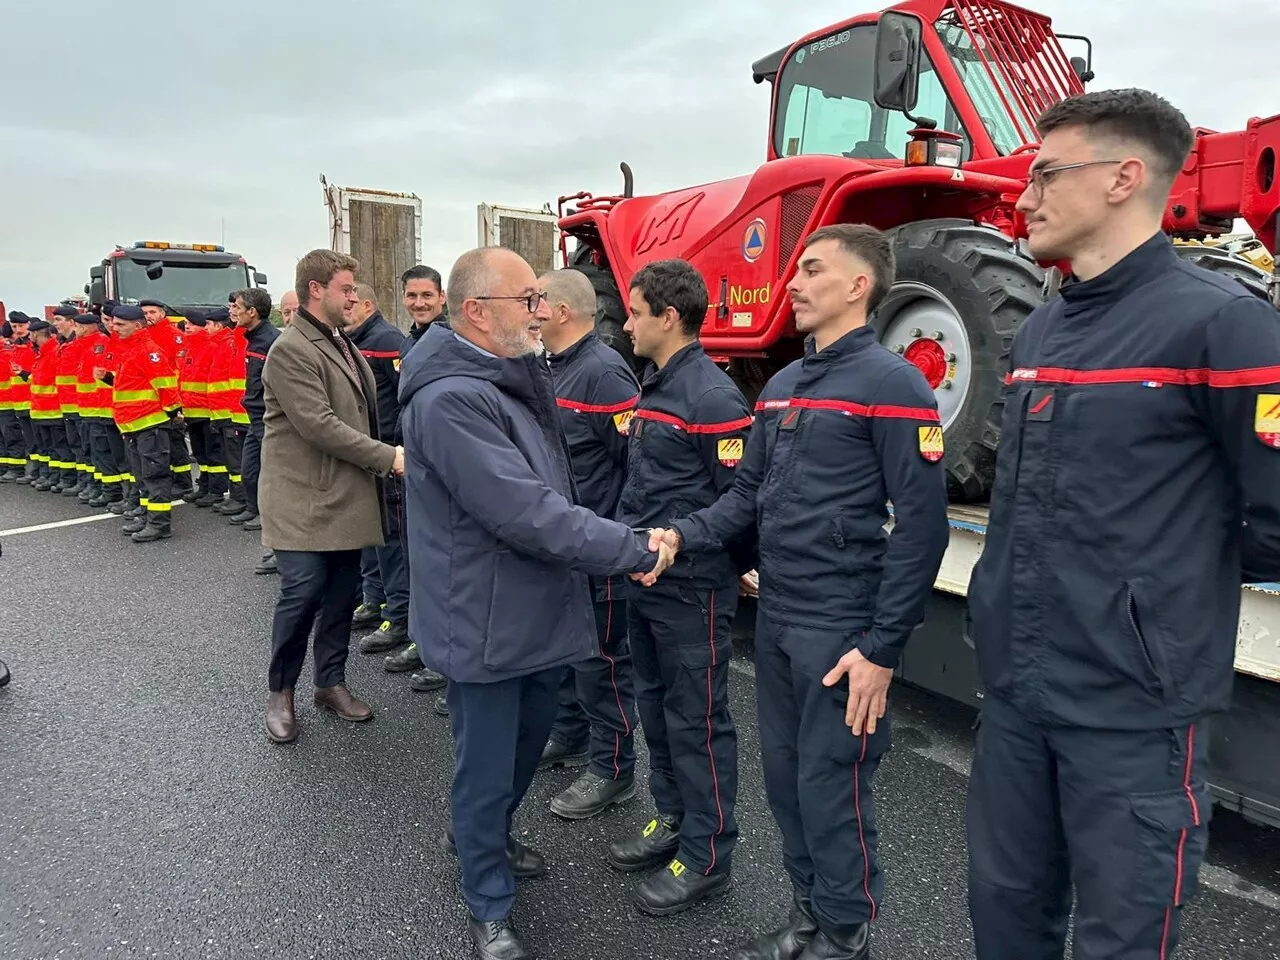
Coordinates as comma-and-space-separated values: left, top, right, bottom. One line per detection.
332, 328, 359, 378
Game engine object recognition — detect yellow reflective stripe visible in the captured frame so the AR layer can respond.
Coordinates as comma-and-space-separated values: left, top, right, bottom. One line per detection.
117, 411, 169, 433
115, 389, 158, 402
31, 411, 61, 420
147, 502, 172, 512
55, 376, 78, 385
203, 464, 227, 474
31, 385, 58, 394
183, 410, 211, 418
228, 379, 246, 389
139, 497, 150, 506
153, 376, 178, 389
229, 474, 242, 483
231, 413, 250, 424
170, 464, 192, 474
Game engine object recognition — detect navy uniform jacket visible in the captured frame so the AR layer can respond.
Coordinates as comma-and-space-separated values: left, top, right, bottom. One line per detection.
393, 317, 448, 445
549, 331, 640, 600
967, 233, 1280, 730
242, 321, 280, 426
349, 311, 409, 442
397, 322, 657, 684
616, 340, 756, 589
672, 325, 950, 666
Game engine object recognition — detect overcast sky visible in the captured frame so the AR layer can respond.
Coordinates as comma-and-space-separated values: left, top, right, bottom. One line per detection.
1, 0, 1274, 316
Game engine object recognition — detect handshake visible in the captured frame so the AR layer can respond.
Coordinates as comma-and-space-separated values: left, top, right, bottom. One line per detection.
390, 445, 406, 477
629, 528, 681, 587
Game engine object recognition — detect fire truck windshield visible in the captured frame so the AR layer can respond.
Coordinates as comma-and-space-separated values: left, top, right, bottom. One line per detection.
934, 21, 1033, 155
113, 258, 251, 308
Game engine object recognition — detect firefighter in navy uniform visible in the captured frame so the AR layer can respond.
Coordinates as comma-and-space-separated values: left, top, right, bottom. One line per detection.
342, 283, 418, 664
964, 90, 1280, 960
537, 268, 642, 820
656, 226, 949, 960
605, 259, 755, 916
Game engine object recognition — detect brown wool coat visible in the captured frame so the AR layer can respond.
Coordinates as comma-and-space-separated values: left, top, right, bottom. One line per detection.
258, 313, 398, 552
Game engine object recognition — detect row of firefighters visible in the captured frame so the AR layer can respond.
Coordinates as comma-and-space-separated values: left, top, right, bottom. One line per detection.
0, 300, 271, 542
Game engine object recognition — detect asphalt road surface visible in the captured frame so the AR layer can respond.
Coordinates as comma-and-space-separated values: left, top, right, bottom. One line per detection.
1, 489, 1278, 960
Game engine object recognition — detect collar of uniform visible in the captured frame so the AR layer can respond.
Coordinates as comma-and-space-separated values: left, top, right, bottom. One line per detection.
1059, 231, 1176, 311
644, 339, 702, 389
547, 330, 597, 371
802, 323, 875, 361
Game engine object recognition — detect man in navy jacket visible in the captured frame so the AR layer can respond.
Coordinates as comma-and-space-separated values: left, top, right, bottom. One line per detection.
398, 246, 671, 960
967, 89, 1280, 960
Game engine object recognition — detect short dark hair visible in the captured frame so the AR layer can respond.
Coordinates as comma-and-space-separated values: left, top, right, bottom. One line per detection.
801, 223, 896, 315
629, 259, 708, 337
1036, 88, 1194, 189
401, 264, 443, 292
239, 288, 272, 320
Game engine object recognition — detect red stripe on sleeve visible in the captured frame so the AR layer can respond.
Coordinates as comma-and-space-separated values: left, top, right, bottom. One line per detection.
556, 395, 639, 415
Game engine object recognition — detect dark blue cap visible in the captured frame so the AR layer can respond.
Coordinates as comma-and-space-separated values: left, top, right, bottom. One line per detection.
7, 311, 28, 323
138, 299, 170, 311
53, 304, 78, 317
74, 313, 98, 325
185, 310, 208, 327
28, 318, 52, 333
112, 305, 145, 322
205, 307, 231, 323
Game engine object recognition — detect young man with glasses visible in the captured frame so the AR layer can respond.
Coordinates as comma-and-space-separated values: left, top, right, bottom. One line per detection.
966, 88, 1280, 960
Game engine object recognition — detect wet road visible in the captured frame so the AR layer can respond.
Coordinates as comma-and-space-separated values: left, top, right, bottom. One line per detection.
1, 489, 1278, 960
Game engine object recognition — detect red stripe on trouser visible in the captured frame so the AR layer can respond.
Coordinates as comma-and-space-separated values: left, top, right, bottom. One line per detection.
1162, 724, 1201, 959
600, 579, 631, 779
703, 590, 726, 875
855, 732, 878, 922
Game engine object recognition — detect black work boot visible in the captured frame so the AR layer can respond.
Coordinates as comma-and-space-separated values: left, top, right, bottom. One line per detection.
194, 492, 221, 508
254, 551, 277, 575
735, 892, 819, 960
383, 642, 421, 673
359, 620, 408, 654
228, 508, 257, 525
410, 667, 447, 692
132, 516, 172, 543
350, 600, 383, 631
441, 827, 547, 879
634, 858, 732, 916
796, 925, 870, 960
121, 515, 148, 535
432, 695, 449, 716
608, 815, 681, 872
213, 498, 245, 515
466, 916, 531, 960
551, 771, 636, 820
537, 738, 589, 771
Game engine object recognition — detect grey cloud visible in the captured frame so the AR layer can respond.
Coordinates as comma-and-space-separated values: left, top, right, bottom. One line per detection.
1, 0, 1275, 314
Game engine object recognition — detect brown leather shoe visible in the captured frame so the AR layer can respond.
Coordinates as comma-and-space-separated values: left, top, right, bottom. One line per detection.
266, 690, 298, 743
314, 683, 373, 722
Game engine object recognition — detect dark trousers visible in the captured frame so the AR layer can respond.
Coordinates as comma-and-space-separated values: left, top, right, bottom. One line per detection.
628, 580, 738, 875
105, 422, 127, 480
33, 419, 57, 478
125, 426, 173, 519
447, 667, 562, 921
50, 416, 74, 483
16, 413, 34, 462
167, 418, 193, 493
360, 547, 384, 606
0, 410, 21, 468
188, 417, 210, 492
268, 549, 363, 691
203, 420, 228, 495
87, 419, 123, 497
221, 422, 246, 504
242, 421, 264, 514
967, 694, 1212, 960
756, 611, 889, 932
63, 413, 85, 483
549, 584, 638, 780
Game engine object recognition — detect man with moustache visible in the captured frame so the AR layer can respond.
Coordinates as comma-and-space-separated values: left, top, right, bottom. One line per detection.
398, 246, 673, 960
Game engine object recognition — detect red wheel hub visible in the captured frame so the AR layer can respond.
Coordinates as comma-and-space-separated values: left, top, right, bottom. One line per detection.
904, 338, 948, 389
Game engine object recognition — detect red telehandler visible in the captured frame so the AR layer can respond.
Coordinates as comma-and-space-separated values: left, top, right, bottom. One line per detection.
555, 0, 1280, 502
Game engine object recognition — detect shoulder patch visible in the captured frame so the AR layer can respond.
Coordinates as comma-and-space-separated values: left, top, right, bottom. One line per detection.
1255, 393, 1280, 448
148, 352, 161, 363
613, 410, 634, 435
918, 425, 944, 462
393, 358, 401, 371
717, 436, 744, 467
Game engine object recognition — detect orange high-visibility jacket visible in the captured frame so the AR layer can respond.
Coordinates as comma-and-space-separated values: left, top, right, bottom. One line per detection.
56, 336, 85, 414
29, 339, 61, 420
75, 330, 113, 420
111, 332, 181, 434
179, 332, 214, 418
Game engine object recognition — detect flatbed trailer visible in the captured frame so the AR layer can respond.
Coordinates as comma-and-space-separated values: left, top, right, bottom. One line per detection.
896, 506, 1280, 829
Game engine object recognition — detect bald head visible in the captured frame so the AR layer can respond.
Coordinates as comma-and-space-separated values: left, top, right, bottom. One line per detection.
539, 269, 598, 354
279, 289, 299, 325
448, 246, 550, 357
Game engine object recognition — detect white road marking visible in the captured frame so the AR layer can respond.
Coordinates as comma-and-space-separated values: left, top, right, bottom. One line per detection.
0, 501, 185, 537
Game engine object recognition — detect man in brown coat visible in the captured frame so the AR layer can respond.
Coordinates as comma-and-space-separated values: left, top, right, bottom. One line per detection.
259, 248, 405, 744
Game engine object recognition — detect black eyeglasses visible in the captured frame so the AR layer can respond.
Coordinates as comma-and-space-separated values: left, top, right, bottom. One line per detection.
1026, 159, 1124, 198
474, 292, 547, 314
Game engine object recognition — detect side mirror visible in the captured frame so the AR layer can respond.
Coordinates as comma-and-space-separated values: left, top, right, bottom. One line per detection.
873, 11, 922, 114
89, 279, 106, 305
254, 271, 268, 286
145, 262, 164, 281
89, 265, 105, 281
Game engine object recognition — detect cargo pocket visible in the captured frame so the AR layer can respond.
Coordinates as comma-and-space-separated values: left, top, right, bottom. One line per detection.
1129, 783, 1210, 908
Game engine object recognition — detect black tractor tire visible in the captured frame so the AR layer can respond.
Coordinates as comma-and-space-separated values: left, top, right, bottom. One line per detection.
1173, 243, 1275, 305
566, 260, 640, 374
878, 219, 1047, 502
